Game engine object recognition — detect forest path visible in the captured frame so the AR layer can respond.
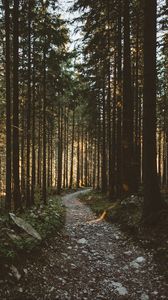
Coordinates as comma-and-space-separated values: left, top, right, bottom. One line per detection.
1, 190, 168, 300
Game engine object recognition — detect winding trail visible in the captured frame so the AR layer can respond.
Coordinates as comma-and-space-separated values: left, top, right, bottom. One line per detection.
1, 189, 168, 299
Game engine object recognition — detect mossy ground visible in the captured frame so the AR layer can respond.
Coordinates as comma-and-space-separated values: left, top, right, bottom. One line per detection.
79, 190, 168, 279
0, 196, 65, 264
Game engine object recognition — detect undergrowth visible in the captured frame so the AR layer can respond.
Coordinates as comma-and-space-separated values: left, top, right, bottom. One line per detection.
0, 196, 65, 262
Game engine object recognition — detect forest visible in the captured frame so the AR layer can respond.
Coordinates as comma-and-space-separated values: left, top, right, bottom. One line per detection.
0, 0, 168, 299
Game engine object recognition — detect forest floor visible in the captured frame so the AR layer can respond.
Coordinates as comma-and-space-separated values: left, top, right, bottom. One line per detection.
79, 190, 168, 281
0, 189, 168, 300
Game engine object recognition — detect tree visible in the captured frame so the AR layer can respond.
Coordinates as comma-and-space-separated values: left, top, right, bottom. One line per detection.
5, 0, 11, 210
13, 0, 22, 210
26, 0, 32, 207
143, 0, 165, 218
122, 0, 134, 195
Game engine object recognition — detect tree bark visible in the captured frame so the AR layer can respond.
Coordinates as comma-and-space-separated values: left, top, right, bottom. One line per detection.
5, 0, 11, 210
42, 48, 47, 204
122, 0, 134, 194
57, 105, 63, 194
101, 78, 107, 193
13, 0, 22, 210
116, 0, 122, 197
26, 0, 31, 207
31, 50, 36, 205
69, 110, 75, 188
143, 0, 165, 218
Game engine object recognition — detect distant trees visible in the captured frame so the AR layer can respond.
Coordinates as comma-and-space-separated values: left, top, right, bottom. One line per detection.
72, 0, 167, 218
2, 0, 86, 210
1, 0, 94, 211
0, 0, 168, 220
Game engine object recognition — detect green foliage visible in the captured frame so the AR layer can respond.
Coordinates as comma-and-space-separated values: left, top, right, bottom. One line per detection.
23, 197, 65, 239
34, 185, 42, 205
0, 196, 65, 262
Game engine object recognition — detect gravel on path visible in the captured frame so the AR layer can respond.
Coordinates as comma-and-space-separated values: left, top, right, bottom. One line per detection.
0, 189, 168, 300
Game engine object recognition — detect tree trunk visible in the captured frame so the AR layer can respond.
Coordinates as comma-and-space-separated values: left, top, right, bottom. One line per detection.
84, 132, 88, 186
42, 49, 47, 204
5, 0, 11, 210
116, 0, 122, 197
37, 94, 42, 188
76, 121, 80, 188
66, 109, 69, 187
111, 56, 117, 198
26, 0, 31, 207
13, 0, 21, 210
81, 123, 84, 186
31, 50, 36, 205
57, 105, 63, 194
143, 0, 165, 218
101, 78, 107, 193
69, 110, 75, 188
122, 0, 134, 194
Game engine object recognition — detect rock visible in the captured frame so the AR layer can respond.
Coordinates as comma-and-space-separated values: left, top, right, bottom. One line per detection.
130, 261, 140, 269
153, 291, 158, 296
108, 254, 114, 259
130, 256, 146, 269
10, 265, 21, 281
124, 251, 132, 256
114, 234, 120, 240
77, 238, 87, 244
141, 293, 149, 300
23, 269, 28, 275
82, 250, 88, 254
9, 213, 42, 240
111, 281, 128, 296
71, 263, 77, 269
135, 256, 146, 263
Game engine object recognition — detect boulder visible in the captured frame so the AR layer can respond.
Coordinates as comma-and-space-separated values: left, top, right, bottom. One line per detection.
9, 213, 41, 241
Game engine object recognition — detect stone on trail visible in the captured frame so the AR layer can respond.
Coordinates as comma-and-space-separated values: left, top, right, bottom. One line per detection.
77, 238, 87, 244
9, 213, 42, 241
141, 293, 149, 300
17, 287, 23, 293
130, 261, 140, 269
124, 250, 132, 256
111, 281, 128, 296
130, 256, 146, 269
10, 265, 21, 281
107, 254, 114, 259
23, 268, 28, 276
135, 256, 146, 263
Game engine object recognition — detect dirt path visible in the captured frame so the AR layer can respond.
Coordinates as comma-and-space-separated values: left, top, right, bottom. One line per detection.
0, 190, 168, 300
